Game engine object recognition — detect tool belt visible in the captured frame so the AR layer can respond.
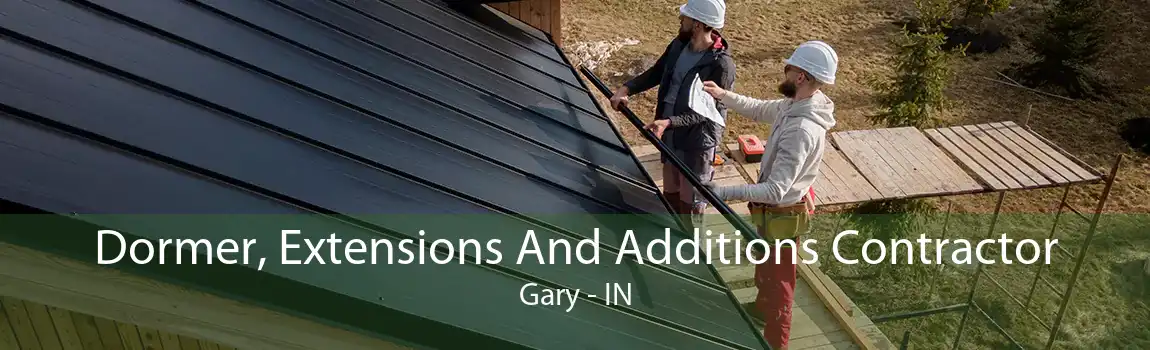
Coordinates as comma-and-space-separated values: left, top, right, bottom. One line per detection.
748, 197, 812, 241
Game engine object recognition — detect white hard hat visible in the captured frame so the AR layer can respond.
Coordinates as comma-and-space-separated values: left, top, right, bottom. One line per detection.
679, 0, 726, 29
784, 41, 839, 85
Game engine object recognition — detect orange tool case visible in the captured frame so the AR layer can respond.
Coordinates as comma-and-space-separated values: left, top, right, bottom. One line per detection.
737, 134, 765, 163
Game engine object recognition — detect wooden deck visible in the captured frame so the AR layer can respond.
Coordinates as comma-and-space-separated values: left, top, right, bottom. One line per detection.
0, 243, 411, 350
633, 144, 895, 350
625, 120, 1108, 349
0, 295, 237, 350
832, 127, 984, 200
922, 121, 1102, 190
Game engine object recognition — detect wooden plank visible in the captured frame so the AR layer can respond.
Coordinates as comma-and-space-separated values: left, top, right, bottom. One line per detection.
815, 340, 861, 350
643, 159, 740, 181
812, 158, 852, 205
793, 278, 829, 309
825, 152, 875, 202
731, 286, 758, 304
24, 300, 65, 350
641, 162, 663, 182
878, 128, 955, 193
936, 127, 1021, 189
822, 150, 882, 202
135, 326, 164, 350
812, 160, 849, 204
807, 266, 854, 317
741, 162, 760, 180
786, 296, 842, 340
976, 123, 1069, 183
856, 129, 926, 195
93, 318, 125, 350
864, 128, 941, 195
519, 0, 535, 29
796, 263, 879, 350
730, 286, 833, 341
631, 144, 659, 159
549, 0, 561, 46
46, 307, 84, 350
538, 0, 552, 37
713, 175, 749, 188
0, 298, 22, 350
535, 0, 548, 32
983, 122, 1080, 183
69, 314, 106, 350
156, 331, 182, 350
507, 1, 522, 22
999, 121, 1098, 181
488, 2, 508, 13
902, 128, 985, 192
117, 322, 146, 350
1016, 122, 1102, 180
0, 243, 413, 350
2, 296, 43, 350
949, 126, 1036, 187
924, 129, 1007, 190
962, 125, 1050, 187
836, 130, 905, 197
882, 128, 959, 192
525, 0, 541, 29
198, 340, 221, 350
712, 164, 743, 181
790, 329, 852, 350
869, 128, 946, 195
914, 127, 984, 192
833, 131, 907, 198
177, 336, 199, 350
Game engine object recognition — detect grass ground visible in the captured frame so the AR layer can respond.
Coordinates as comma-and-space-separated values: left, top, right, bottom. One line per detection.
561, 0, 1150, 348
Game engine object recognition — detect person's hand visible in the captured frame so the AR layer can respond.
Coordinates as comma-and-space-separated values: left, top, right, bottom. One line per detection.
701, 81, 727, 99
609, 87, 630, 110
644, 119, 670, 138
700, 180, 718, 194
701, 180, 730, 201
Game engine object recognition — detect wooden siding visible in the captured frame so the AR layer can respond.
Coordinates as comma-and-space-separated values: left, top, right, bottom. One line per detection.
489, 0, 562, 46
0, 296, 237, 350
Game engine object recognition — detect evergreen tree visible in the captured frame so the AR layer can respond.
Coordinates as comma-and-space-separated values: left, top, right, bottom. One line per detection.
862, 0, 953, 243
871, 0, 965, 128
1013, 0, 1106, 98
958, 0, 1011, 24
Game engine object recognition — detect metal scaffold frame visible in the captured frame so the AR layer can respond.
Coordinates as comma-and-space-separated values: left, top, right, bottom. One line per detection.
580, 55, 1124, 349
871, 154, 1123, 350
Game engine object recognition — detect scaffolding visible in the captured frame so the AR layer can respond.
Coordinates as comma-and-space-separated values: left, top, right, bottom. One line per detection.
870, 155, 1122, 349
579, 65, 1124, 349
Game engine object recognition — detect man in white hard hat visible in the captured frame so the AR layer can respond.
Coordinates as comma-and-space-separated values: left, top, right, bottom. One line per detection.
701, 40, 838, 350
609, 0, 736, 232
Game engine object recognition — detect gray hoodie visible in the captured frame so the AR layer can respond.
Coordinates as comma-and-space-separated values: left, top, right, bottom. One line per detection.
712, 90, 836, 205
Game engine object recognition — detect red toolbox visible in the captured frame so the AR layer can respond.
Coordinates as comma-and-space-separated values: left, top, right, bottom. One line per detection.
737, 134, 765, 163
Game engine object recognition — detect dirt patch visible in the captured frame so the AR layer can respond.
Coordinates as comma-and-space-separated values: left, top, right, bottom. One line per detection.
1121, 117, 1150, 155
893, 17, 1012, 55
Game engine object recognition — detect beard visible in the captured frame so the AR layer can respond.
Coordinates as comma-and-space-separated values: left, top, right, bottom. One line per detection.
777, 80, 798, 98
677, 27, 693, 42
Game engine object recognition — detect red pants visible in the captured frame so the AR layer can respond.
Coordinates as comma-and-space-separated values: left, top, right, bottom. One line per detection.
755, 188, 814, 349
755, 237, 799, 349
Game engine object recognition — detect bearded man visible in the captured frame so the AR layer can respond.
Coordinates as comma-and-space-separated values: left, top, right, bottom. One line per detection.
702, 40, 839, 350
609, 0, 736, 232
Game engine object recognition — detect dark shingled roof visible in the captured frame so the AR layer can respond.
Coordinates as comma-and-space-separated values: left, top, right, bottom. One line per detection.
0, 0, 767, 348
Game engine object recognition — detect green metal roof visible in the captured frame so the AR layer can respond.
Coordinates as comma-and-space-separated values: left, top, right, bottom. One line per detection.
0, 0, 768, 348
